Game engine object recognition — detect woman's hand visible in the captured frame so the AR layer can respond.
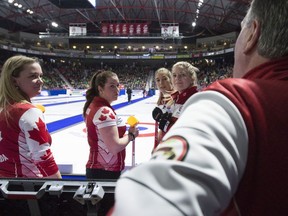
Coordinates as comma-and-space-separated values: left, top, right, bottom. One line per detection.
128, 127, 139, 140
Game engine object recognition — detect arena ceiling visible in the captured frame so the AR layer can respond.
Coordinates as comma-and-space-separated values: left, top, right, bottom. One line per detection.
0, 0, 250, 39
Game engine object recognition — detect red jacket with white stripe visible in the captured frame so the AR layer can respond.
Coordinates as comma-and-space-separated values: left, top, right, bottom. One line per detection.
0, 103, 59, 177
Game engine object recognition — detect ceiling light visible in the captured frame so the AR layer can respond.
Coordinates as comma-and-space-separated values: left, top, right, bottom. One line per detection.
51, 22, 58, 28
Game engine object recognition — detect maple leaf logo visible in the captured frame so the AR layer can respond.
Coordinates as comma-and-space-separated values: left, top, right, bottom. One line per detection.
28, 118, 49, 145
109, 113, 115, 119
40, 149, 51, 160
99, 115, 107, 121
98, 107, 115, 121
101, 108, 110, 114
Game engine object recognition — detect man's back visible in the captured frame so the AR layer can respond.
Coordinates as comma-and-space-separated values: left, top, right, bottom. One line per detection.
207, 58, 288, 215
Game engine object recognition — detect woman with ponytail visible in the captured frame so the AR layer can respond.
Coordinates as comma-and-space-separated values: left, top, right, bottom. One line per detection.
83, 70, 139, 180
83, 70, 139, 215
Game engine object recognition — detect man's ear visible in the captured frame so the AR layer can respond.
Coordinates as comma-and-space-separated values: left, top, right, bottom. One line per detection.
244, 19, 261, 54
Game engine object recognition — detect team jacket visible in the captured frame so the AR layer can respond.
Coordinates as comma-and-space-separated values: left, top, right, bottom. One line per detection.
161, 86, 198, 137
209, 57, 288, 215
112, 57, 288, 216
0, 103, 59, 178
169, 86, 198, 125
85, 97, 126, 172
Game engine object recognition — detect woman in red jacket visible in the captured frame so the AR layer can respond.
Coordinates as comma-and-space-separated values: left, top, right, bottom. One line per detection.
153, 67, 175, 148
83, 70, 139, 180
154, 61, 199, 145
0, 55, 61, 179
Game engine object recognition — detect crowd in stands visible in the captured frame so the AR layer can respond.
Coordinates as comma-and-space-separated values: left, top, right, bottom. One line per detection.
0, 48, 233, 92
42, 60, 233, 91
0, 53, 233, 92
196, 62, 233, 90
0, 34, 235, 92
40, 60, 151, 90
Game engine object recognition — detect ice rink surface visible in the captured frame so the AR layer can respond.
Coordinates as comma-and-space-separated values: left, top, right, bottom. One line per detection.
32, 91, 157, 176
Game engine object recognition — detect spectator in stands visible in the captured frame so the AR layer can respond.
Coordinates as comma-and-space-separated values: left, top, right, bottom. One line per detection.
0, 55, 61, 179
111, 0, 288, 215
126, 86, 132, 103
153, 61, 199, 148
83, 70, 139, 215
152, 67, 175, 149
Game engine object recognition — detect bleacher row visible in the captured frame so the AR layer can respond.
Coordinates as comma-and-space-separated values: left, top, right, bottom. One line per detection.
0, 36, 234, 92
0, 51, 233, 91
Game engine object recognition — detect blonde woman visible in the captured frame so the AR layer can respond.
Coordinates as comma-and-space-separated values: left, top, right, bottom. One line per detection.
152, 67, 176, 149
0, 55, 61, 178
153, 62, 199, 147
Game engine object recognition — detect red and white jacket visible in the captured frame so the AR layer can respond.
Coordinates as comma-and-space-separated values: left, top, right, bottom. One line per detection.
85, 97, 127, 172
169, 86, 198, 126
154, 87, 198, 149
113, 57, 288, 216
160, 86, 198, 139
0, 103, 59, 178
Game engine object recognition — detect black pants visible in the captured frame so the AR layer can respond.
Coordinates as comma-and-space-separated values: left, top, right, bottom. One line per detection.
127, 94, 132, 102
86, 169, 121, 179
86, 169, 121, 216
